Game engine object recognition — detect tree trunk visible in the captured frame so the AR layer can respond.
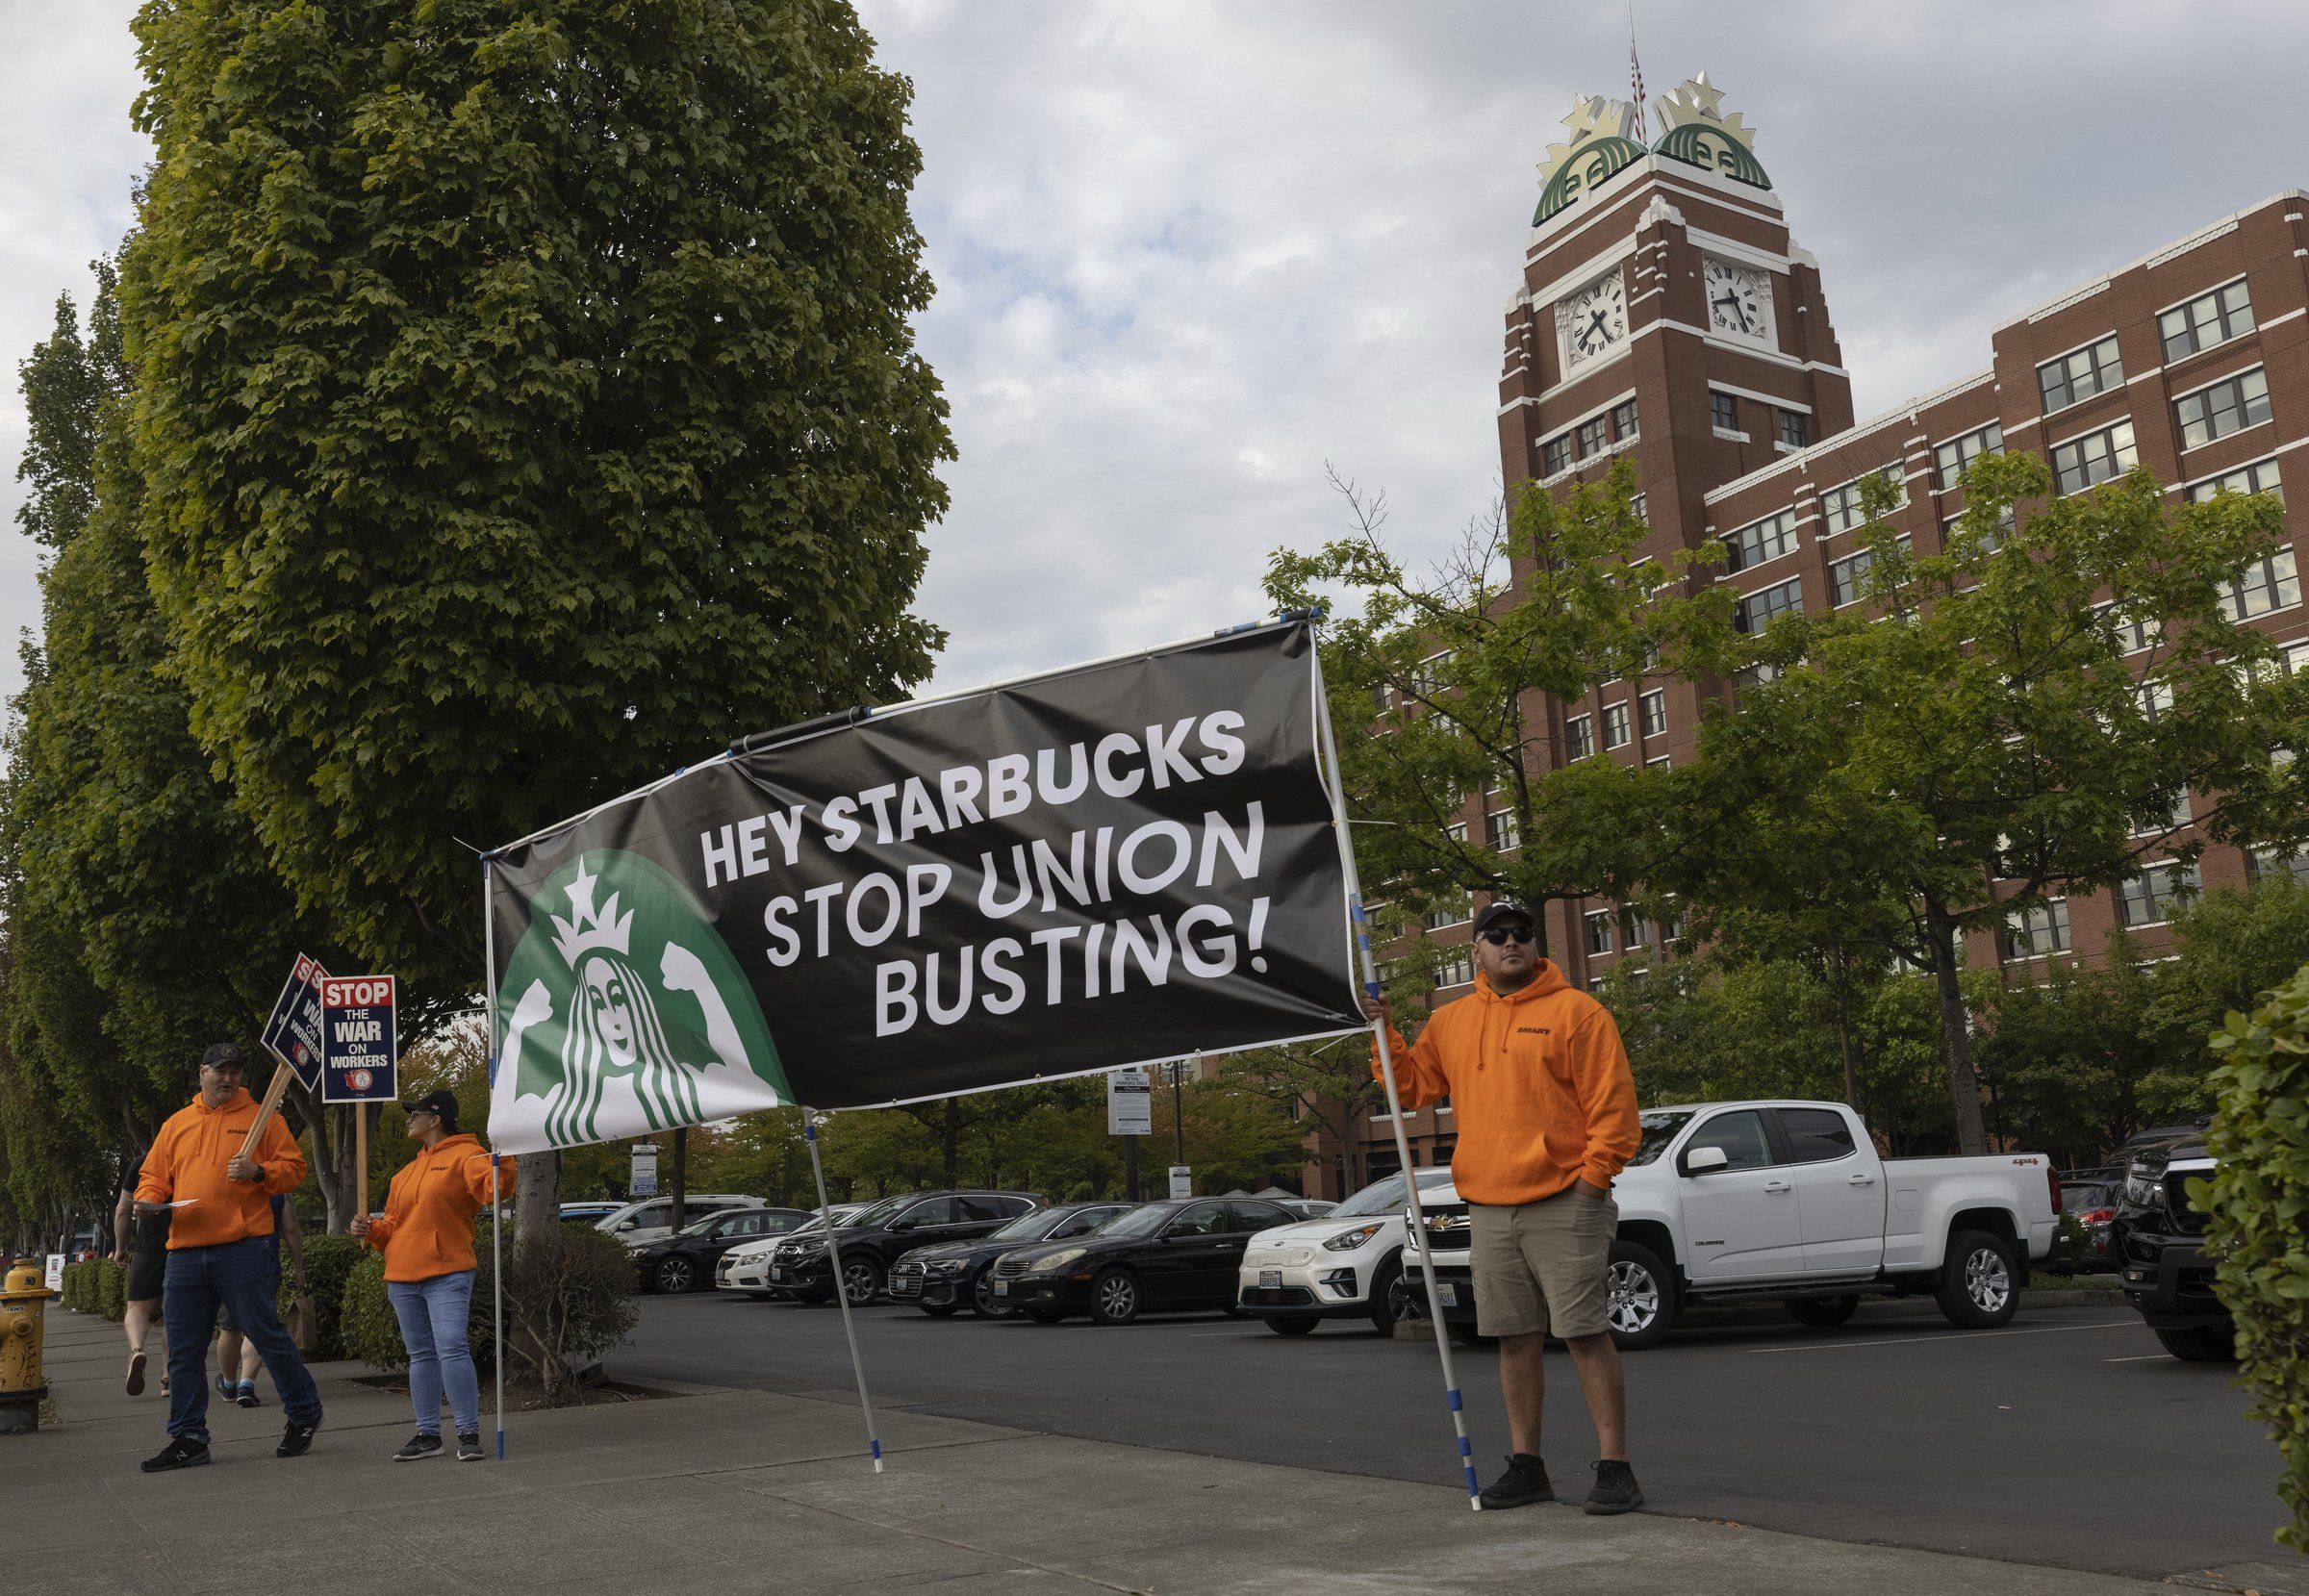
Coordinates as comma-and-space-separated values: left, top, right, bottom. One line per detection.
1830, 954, 1861, 1108
302, 1092, 360, 1232
514, 1149, 561, 1245
1927, 918, 1991, 1154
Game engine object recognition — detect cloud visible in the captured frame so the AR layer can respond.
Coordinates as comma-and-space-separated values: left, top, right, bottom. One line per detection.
4, 0, 2306, 724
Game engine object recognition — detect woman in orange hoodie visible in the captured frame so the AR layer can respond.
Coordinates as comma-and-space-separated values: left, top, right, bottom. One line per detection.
351, 1090, 512, 1462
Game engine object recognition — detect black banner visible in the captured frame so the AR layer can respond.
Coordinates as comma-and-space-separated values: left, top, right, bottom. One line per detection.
485, 621, 1360, 1153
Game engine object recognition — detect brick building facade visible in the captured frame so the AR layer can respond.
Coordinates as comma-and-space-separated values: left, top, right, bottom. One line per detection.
1298, 76, 2307, 1200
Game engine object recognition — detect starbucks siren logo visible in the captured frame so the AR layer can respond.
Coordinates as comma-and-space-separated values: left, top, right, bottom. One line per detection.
498, 849, 791, 1148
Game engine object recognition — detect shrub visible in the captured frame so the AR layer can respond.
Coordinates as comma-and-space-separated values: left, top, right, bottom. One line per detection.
2202, 962, 2309, 1552
59, 1262, 90, 1312
284, 1233, 369, 1362
497, 1224, 638, 1402
95, 1258, 127, 1321
339, 1252, 405, 1373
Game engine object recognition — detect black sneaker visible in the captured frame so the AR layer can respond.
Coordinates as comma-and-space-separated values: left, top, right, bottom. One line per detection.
277, 1418, 321, 1458
456, 1432, 485, 1462
392, 1432, 443, 1462
235, 1381, 262, 1409
140, 1435, 211, 1474
1584, 1458, 1644, 1515
1479, 1453, 1555, 1509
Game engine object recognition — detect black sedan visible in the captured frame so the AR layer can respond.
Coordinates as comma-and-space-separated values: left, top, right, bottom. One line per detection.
989, 1197, 1299, 1325
891, 1202, 1140, 1318
635, 1206, 815, 1293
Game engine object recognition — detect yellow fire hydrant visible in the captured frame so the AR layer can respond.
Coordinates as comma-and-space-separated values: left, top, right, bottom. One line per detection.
0, 1256, 54, 1434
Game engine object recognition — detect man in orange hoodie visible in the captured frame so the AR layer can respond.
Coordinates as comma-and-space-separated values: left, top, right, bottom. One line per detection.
352, 1090, 512, 1461
135, 1043, 323, 1472
1364, 899, 1643, 1515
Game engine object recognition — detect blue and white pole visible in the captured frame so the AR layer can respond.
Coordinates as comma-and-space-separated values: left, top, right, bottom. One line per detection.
804, 1112, 884, 1472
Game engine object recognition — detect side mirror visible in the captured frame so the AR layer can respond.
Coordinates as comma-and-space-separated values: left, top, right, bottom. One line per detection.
614, 1219, 638, 1230
1681, 1145, 1730, 1177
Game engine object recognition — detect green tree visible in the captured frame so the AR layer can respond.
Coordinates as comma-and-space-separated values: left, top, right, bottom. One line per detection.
1681, 453, 2304, 1152
122, 0, 953, 1013
2150, 871, 2309, 1067
1263, 463, 1735, 958
1972, 931, 2164, 1165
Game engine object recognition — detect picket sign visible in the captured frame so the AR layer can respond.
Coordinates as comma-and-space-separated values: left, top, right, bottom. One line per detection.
236, 1064, 294, 1163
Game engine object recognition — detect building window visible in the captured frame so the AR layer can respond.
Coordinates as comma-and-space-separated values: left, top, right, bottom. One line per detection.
1620, 908, 1652, 949
1542, 436, 1570, 476
1407, 650, 1452, 697
1369, 680, 1394, 714
2130, 792, 2191, 837
2051, 419, 2137, 496
1603, 701, 1632, 749
1820, 467, 1908, 535
2137, 679, 2175, 722
1933, 421, 2003, 492
1486, 808, 1521, 850
1644, 752, 1670, 773
2186, 457, 2283, 504
1611, 398, 1638, 441
1944, 504, 2016, 555
1735, 576, 1805, 634
1657, 901, 1684, 943
2218, 546, 2301, 621
2247, 845, 2309, 885
2002, 899, 2070, 961
2038, 334, 2123, 414
1435, 949, 1474, 988
1638, 690, 1666, 738
1578, 416, 1609, 457
2117, 861, 2198, 928
1711, 391, 1738, 431
1779, 408, 1808, 448
1829, 534, 1914, 607
1584, 909, 1613, 956
1443, 821, 1469, 846
1722, 510, 1797, 573
1564, 714, 1594, 761
2173, 367, 2271, 449
2159, 278, 2254, 363
1425, 891, 1470, 930
2092, 600, 2161, 656
1630, 493, 1647, 526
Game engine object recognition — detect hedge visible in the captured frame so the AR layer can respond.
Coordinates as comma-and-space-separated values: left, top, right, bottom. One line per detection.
94, 1257, 127, 1322
59, 1261, 93, 1313
2202, 961, 2309, 1553
282, 1234, 369, 1362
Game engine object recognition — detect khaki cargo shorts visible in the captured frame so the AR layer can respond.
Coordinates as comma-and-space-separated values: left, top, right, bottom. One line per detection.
1469, 1185, 1616, 1339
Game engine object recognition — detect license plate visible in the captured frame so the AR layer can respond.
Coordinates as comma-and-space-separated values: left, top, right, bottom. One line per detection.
1259, 1269, 1281, 1290
993, 1279, 1010, 1296
769, 1267, 787, 1281
1435, 1282, 1459, 1307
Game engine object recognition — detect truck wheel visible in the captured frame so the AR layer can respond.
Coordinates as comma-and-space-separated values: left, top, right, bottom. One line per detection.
1785, 1294, 1860, 1329
1935, 1229, 2018, 1329
2153, 1325, 2237, 1362
1606, 1239, 1678, 1351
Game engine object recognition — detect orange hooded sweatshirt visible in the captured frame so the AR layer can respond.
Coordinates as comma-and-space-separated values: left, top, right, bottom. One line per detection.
136, 1088, 308, 1249
1371, 961, 1640, 1205
364, 1133, 513, 1282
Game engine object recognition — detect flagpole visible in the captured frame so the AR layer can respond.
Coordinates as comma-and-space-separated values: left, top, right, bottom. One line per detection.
803, 1111, 884, 1472
1308, 631, 1484, 1511
483, 856, 507, 1461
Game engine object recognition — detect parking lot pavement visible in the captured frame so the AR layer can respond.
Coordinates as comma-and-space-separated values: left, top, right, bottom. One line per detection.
622, 1293, 2295, 1585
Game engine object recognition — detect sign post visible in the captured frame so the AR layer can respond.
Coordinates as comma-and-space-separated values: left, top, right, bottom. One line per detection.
43, 1254, 63, 1295
1108, 1067, 1151, 1201
1168, 1166, 1194, 1199
321, 975, 399, 1219
630, 1143, 659, 1199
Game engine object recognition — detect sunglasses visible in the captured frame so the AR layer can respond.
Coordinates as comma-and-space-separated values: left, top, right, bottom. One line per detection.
1476, 925, 1535, 946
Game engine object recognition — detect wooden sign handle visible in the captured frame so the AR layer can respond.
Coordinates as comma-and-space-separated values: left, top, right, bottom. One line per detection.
354, 1103, 369, 1221
237, 1063, 293, 1162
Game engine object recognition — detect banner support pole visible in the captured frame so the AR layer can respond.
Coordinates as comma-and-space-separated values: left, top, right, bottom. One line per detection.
483, 858, 508, 1461
1308, 636, 1484, 1511
804, 1111, 884, 1472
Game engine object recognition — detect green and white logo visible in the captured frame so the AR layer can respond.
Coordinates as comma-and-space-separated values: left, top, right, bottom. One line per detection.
494, 850, 791, 1152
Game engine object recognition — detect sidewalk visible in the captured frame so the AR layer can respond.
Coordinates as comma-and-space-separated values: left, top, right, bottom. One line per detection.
5, 1304, 2262, 1596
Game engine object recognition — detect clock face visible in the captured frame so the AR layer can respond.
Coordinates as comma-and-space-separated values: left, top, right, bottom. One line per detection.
1704, 257, 1775, 345
1556, 268, 1629, 371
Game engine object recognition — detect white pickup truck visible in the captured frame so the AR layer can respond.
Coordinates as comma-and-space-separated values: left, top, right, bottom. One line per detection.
1410, 1099, 2061, 1350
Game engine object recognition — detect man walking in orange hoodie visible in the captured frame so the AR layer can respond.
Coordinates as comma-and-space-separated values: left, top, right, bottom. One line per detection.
136, 1043, 323, 1472
352, 1090, 511, 1461
1363, 899, 1643, 1514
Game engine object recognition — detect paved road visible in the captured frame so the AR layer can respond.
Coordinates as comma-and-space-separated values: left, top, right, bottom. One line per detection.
617, 1291, 2289, 1583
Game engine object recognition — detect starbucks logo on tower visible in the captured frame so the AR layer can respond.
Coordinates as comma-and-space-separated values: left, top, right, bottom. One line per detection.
495, 850, 792, 1150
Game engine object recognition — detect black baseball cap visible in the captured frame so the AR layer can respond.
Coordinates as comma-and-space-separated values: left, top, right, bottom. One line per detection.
199, 1043, 246, 1072
403, 1090, 460, 1127
1471, 899, 1537, 935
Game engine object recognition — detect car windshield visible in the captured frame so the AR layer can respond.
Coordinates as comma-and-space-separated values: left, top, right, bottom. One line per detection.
1331, 1169, 1452, 1218
987, 1206, 1074, 1242
1625, 1110, 1695, 1167
1096, 1204, 1180, 1239
2063, 1184, 2114, 1210
676, 1213, 724, 1236
840, 1197, 912, 1229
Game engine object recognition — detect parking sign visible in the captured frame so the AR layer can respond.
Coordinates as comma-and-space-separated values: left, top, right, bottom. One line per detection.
320, 975, 399, 1103
260, 953, 331, 1091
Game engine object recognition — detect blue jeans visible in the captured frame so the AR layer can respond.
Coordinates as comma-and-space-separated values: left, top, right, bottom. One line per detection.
164, 1236, 321, 1441
386, 1271, 478, 1438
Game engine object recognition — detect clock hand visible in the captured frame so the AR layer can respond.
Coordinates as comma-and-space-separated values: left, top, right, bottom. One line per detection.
1586, 308, 1610, 345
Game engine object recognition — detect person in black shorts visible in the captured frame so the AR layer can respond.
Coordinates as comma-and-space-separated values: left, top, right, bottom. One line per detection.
112, 1183, 171, 1397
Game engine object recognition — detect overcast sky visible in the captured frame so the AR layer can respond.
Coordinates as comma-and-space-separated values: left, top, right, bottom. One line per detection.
5, 1, 2306, 724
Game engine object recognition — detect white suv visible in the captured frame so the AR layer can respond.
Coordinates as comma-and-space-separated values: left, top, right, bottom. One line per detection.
1236, 1168, 1457, 1336
595, 1194, 764, 1251
717, 1205, 862, 1298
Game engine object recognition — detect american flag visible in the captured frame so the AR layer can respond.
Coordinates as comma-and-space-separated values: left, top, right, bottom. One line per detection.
1628, 7, 1647, 142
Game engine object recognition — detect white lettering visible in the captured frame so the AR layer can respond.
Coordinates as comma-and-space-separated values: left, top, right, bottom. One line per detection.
1030, 925, 1081, 1004
763, 898, 800, 967
765, 803, 806, 867
905, 863, 952, 935
1196, 801, 1265, 887
938, 764, 985, 829
977, 846, 1034, 919
804, 883, 843, 956
1108, 917, 1175, 992
857, 782, 900, 844
1198, 710, 1247, 775
1094, 731, 1144, 798
987, 754, 1031, 818
739, 815, 770, 876
897, 776, 942, 842
822, 797, 862, 853
875, 961, 918, 1036
1145, 719, 1202, 788
980, 937, 1026, 1015
1117, 819, 1192, 895
1177, 904, 1239, 977
847, 874, 903, 948
700, 824, 739, 890
924, 950, 974, 1026
1037, 743, 1090, 804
